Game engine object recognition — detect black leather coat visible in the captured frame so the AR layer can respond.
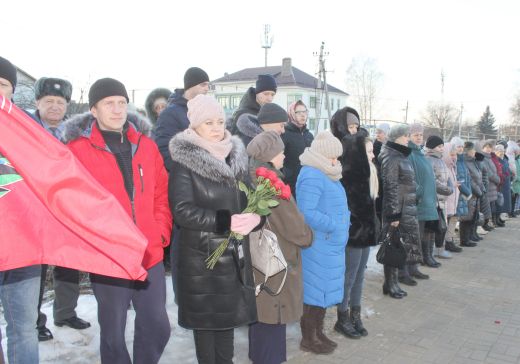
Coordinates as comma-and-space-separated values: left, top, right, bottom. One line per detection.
378, 141, 422, 264
168, 132, 257, 330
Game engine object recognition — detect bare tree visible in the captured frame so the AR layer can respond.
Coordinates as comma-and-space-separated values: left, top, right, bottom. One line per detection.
421, 101, 459, 139
346, 57, 382, 126
13, 80, 36, 110
510, 94, 520, 124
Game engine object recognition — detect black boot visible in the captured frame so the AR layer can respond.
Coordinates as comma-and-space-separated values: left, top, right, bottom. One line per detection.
494, 214, 505, 227
445, 239, 463, 252
409, 263, 429, 279
392, 268, 408, 296
350, 306, 368, 336
383, 265, 404, 298
460, 222, 476, 247
470, 223, 482, 241
334, 309, 361, 339
482, 219, 494, 231
422, 236, 441, 268
398, 265, 417, 286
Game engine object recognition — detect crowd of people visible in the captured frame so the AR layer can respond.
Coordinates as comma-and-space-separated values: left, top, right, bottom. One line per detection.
1, 54, 520, 364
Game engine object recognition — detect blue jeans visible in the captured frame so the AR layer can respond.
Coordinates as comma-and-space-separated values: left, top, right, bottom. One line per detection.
0, 265, 41, 364
338, 246, 370, 312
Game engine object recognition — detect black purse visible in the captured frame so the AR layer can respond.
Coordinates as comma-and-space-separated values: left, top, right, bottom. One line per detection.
376, 226, 407, 269
434, 206, 448, 246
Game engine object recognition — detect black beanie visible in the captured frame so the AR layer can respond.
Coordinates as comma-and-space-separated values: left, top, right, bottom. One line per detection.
257, 103, 288, 124
34, 77, 73, 102
0, 56, 17, 92
426, 135, 444, 149
255, 74, 277, 94
184, 67, 209, 90
88, 78, 129, 109
464, 141, 475, 152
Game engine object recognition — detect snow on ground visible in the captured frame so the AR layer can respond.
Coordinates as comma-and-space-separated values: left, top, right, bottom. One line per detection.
0, 247, 382, 363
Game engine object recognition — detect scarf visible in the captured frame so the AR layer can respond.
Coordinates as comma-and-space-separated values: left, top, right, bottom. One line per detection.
182, 128, 233, 161
299, 148, 342, 181
369, 160, 379, 200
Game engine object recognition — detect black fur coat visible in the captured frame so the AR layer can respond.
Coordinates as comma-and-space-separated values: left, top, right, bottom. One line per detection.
340, 134, 379, 248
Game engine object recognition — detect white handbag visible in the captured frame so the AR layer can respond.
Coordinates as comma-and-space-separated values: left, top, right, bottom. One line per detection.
249, 220, 288, 296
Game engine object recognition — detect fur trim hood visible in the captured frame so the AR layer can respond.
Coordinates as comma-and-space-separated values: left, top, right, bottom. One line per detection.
145, 88, 171, 124
236, 113, 263, 139
62, 111, 153, 143
168, 132, 248, 185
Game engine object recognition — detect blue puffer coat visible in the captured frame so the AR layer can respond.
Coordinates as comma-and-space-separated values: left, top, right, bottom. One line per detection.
456, 153, 472, 217
408, 142, 438, 221
296, 166, 350, 308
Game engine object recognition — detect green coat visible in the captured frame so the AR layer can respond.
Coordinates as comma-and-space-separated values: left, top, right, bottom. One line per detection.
408, 142, 439, 221
513, 157, 520, 194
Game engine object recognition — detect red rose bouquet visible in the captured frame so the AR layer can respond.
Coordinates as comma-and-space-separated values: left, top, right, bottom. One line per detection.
205, 166, 291, 269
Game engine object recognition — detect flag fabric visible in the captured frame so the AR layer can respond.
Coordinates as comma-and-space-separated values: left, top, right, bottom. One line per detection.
0, 97, 148, 281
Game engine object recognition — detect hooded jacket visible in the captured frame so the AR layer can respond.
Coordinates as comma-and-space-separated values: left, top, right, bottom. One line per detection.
145, 88, 171, 125
63, 112, 172, 270
228, 87, 261, 134
154, 88, 188, 171
168, 132, 257, 330
235, 112, 263, 147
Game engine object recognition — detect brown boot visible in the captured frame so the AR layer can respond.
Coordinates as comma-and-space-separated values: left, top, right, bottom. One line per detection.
314, 306, 337, 349
300, 304, 335, 354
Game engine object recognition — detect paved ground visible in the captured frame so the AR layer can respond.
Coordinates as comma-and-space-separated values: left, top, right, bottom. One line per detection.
286, 217, 520, 364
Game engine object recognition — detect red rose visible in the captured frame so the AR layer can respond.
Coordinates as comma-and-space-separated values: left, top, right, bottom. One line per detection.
273, 180, 285, 191
256, 167, 269, 178
280, 185, 291, 200
265, 170, 278, 183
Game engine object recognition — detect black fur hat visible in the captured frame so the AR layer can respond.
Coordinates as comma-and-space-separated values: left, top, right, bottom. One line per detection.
34, 77, 72, 102
145, 88, 171, 124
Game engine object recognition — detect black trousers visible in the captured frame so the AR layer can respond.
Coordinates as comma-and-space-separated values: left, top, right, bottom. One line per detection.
37, 265, 80, 327
91, 263, 170, 364
193, 329, 234, 364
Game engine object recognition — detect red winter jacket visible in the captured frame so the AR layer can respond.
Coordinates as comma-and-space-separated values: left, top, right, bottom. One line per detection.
65, 113, 172, 270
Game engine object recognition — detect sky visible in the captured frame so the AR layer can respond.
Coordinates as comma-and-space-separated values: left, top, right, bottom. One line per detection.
3, 0, 519, 125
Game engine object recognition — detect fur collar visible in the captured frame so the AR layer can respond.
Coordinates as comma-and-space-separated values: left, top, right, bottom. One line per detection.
169, 132, 248, 185
341, 134, 370, 178
62, 111, 153, 143
236, 113, 262, 138
385, 141, 412, 157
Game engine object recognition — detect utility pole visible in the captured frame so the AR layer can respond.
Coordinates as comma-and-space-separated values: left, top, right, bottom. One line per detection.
313, 42, 331, 133
261, 24, 273, 67
458, 103, 463, 137
404, 101, 409, 123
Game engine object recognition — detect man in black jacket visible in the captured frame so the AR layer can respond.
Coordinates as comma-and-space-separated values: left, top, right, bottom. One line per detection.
154, 67, 210, 171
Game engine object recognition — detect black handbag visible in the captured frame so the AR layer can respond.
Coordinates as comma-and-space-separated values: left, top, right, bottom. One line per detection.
434, 207, 448, 246
376, 226, 407, 269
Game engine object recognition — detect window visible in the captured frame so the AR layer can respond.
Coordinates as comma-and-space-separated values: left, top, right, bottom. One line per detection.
337, 99, 341, 109
217, 96, 230, 110
310, 96, 317, 109
330, 99, 334, 110
308, 118, 316, 131
231, 95, 242, 109
287, 93, 303, 109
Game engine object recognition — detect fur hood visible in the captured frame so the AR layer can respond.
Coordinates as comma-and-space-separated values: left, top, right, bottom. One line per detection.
62, 111, 153, 143
145, 88, 171, 124
236, 113, 263, 139
168, 132, 248, 185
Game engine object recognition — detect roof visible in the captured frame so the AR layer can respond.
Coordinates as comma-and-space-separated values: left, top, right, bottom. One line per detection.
212, 65, 348, 95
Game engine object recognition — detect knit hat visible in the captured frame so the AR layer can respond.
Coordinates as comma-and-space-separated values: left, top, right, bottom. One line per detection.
425, 135, 444, 150
34, 77, 73, 102
409, 122, 424, 135
257, 103, 288, 124
346, 111, 360, 126
0, 56, 17, 92
388, 124, 410, 142
376, 122, 390, 135
187, 94, 225, 129
255, 74, 277, 94
310, 131, 343, 159
497, 140, 508, 149
464, 141, 475, 152
481, 139, 495, 149
184, 67, 209, 91
450, 136, 464, 148
494, 144, 505, 153
247, 131, 285, 163
88, 78, 129, 109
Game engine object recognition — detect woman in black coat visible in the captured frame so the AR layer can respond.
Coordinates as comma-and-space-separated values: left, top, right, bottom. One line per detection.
378, 124, 422, 299
334, 134, 379, 339
169, 95, 260, 364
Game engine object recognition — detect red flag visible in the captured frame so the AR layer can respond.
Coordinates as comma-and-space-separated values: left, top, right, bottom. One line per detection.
0, 97, 148, 281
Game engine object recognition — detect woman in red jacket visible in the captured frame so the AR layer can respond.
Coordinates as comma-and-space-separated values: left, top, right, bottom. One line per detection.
64, 78, 172, 364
